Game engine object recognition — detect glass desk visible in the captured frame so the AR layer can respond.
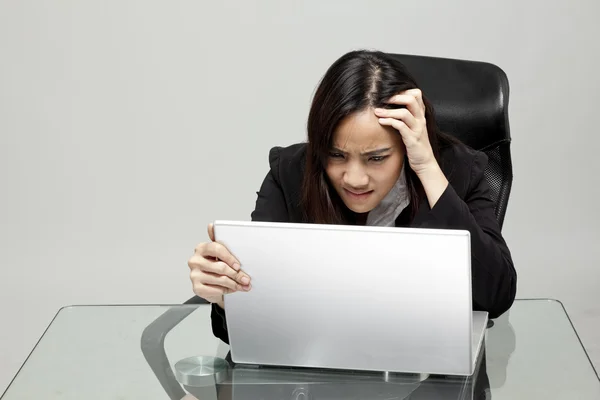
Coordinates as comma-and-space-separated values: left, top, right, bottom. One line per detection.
2, 299, 599, 399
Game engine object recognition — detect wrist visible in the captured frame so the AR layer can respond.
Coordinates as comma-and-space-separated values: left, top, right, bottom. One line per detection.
415, 162, 448, 208
414, 161, 443, 180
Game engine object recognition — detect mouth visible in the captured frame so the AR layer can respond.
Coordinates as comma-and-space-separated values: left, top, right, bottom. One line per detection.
343, 188, 374, 200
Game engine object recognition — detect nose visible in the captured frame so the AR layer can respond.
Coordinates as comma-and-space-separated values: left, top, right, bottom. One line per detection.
343, 162, 369, 189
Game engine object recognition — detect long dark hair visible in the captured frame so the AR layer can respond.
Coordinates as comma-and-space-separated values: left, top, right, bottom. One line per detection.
301, 50, 456, 225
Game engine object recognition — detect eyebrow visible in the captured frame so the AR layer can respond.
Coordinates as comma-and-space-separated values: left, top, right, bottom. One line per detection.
330, 147, 392, 156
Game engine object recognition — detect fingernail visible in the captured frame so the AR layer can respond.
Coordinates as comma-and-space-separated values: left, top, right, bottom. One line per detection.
241, 276, 250, 285
232, 262, 240, 271
243, 284, 252, 291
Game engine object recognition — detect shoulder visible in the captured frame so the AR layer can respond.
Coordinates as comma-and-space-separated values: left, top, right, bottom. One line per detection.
260, 143, 306, 222
438, 141, 488, 196
439, 141, 487, 168
266, 142, 307, 183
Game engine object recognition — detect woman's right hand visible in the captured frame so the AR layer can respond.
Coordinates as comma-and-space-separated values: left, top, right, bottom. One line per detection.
188, 223, 251, 308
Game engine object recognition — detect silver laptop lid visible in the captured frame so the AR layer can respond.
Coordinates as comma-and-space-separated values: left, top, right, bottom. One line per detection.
214, 220, 475, 375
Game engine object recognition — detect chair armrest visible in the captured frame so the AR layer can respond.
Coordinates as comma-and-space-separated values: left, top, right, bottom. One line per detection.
140, 305, 199, 400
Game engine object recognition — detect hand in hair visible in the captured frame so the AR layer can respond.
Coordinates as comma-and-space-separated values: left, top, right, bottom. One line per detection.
373, 89, 436, 175
374, 89, 449, 208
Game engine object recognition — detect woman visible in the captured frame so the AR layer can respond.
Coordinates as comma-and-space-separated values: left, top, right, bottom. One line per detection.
188, 50, 517, 344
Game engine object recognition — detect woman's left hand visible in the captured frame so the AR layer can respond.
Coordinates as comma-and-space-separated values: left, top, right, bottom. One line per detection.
374, 89, 437, 176
374, 89, 449, 208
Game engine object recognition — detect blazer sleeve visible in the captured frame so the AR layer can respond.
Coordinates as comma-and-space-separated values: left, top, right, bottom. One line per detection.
416, 152, 517, 318
210, 149, 289, 343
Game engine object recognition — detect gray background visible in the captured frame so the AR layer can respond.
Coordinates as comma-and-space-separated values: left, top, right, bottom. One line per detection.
1, 0, 598, 392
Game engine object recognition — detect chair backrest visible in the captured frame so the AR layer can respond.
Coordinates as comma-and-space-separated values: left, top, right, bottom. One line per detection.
388, 53, 513, 228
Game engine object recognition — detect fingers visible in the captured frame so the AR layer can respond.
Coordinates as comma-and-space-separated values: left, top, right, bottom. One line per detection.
202, 259, 251, 286
195, 241, 240, 271
377, 117, 419, 147
373, 107, 418, 131
203, 272, 245, 292
405, 88, 425, 109
189, 257, 252, 303
374, 88, 426, 140
188, 252, 250, 286
189, 228, 252, 304
384, 88, 425, 119
189, 241, 251, 288
207, 223, 215, 242
192, 268, 246, 292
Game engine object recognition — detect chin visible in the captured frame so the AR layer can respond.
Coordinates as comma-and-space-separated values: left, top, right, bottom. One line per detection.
345, 203, 375, 214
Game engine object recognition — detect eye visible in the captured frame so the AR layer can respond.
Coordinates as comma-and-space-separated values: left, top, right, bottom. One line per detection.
369, 155, 388, 163
328, 152, 345, 159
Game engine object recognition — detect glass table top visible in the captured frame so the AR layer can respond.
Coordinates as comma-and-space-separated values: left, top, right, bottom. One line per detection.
2, 299, 599, 399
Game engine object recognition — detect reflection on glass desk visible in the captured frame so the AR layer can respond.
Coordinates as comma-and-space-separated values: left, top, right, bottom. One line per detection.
173, 353, 489, 400
1, 299, 599, 399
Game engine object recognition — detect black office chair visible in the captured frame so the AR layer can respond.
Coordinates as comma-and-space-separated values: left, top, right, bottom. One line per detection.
142, 53, 513, 399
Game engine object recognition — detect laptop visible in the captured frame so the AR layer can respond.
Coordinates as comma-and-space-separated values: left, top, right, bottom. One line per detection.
213, 220, 487, 376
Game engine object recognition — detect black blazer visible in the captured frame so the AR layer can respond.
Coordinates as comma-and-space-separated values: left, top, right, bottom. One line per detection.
211, 142, 517, 344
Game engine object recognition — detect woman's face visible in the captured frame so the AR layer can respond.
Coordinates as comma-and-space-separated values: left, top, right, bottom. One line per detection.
325, 109, 405, 214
